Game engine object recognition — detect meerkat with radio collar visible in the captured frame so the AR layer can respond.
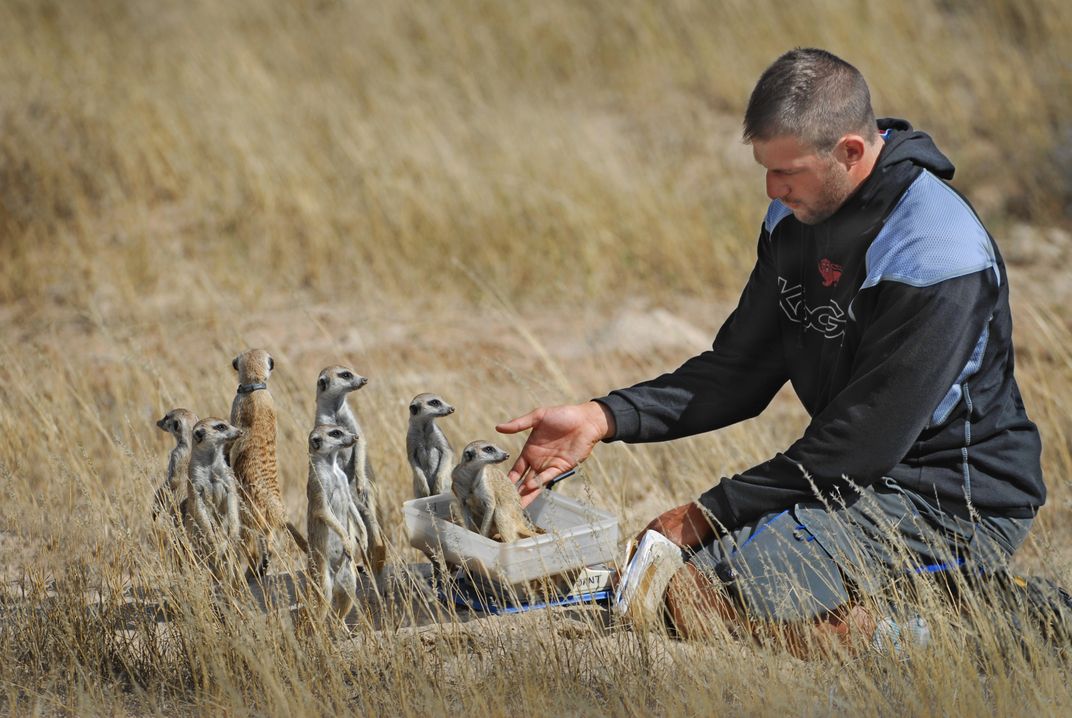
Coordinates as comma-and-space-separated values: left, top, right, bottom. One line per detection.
229, 348, 307, 576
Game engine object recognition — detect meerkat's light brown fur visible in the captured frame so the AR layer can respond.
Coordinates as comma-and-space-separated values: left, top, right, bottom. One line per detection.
229, 348, 307, 575
451, 440, 542, 543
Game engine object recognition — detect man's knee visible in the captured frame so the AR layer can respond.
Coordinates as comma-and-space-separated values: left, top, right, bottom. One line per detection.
665, 563, 738, 639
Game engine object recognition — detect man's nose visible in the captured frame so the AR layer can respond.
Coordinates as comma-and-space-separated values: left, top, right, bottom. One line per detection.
765, 172, 786, 200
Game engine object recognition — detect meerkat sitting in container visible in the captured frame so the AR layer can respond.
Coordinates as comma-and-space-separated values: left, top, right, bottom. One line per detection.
306, 424, 369, 625
186, 418, 244, 589
451, 440, 542, 543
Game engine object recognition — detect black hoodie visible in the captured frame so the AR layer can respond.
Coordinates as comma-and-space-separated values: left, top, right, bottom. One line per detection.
595, 118, 1045, 531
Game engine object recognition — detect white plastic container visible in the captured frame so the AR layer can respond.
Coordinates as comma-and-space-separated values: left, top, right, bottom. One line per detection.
402, 490, 619, 586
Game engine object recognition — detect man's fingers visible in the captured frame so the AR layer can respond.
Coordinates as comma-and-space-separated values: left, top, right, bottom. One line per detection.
522, 466, 567, 493
517, 465, 569, 509
507, 459, 530, 486
518, 481, 544, 509
535, 466, 564, 488
495, 410, 538, 435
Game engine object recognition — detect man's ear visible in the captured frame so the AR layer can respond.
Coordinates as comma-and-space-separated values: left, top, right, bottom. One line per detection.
836, 134, 867, 168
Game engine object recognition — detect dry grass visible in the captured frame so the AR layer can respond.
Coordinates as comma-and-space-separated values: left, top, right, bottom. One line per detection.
2, 0, 1072, 715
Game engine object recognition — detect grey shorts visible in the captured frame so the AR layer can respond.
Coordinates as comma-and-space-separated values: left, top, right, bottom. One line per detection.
687, 478, 1033, 621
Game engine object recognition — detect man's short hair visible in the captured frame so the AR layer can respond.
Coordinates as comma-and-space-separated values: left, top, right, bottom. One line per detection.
743, 48, 876, 153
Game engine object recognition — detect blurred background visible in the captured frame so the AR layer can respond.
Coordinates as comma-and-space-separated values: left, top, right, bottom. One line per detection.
2, 0, 1071, 589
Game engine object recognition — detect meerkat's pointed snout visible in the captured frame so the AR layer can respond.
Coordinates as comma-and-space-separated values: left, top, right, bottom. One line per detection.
156, 416, 168, 430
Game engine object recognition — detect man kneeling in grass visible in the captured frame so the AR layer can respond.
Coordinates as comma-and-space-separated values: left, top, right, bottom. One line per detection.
497, 48, 1044, 650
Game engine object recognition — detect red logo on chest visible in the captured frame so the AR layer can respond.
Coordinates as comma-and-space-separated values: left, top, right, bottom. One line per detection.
818, 258, 843, 287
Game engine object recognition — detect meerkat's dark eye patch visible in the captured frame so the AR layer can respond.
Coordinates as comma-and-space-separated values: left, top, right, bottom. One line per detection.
171, 420, 180, 432
214, 423, 227, 431
329, 429, 343, 438
482, 446, 496, 454
194, 428, 205, 443
340, 371, 353, 380
429, 399, 441, 407
464, 449, 475, 462
409, 405, 420, 415
232, 356, 239, 371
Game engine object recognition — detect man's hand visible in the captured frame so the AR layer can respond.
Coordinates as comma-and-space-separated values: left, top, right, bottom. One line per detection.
639, 502, 716, 549
495, 401, 614, 508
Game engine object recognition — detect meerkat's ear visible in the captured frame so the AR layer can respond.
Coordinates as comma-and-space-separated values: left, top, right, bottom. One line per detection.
193, 428, 206, 444
310, 435, 322, 451
317, 376, 328, 392
409, 404, 420, 416
268, 355, 274, 371
232, 355, 240, 371
464, 448, 476, 462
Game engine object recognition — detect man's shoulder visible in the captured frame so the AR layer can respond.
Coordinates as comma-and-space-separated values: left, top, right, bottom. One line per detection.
862, 171, 997, 291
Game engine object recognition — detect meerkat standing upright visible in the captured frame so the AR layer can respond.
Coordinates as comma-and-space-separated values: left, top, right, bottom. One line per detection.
229, 348, 307, 576
314, 365, 386, 574
406, 393, 457, 586
407, 393, 456, 498
306, 424, 369, 626
451, 440, 542, 543
153, 408, 199, 524
186, 418, 244, 589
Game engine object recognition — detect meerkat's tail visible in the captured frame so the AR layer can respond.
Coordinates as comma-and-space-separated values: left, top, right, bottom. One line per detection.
518, 525, 545, 539
285, 522, 309, 554
369, 533, 388, 576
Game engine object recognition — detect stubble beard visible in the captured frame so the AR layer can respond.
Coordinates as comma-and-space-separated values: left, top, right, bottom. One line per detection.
793, 161, 855, 226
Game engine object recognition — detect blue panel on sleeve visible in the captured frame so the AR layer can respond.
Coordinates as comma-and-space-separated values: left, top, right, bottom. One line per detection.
861, 171, 1000, 291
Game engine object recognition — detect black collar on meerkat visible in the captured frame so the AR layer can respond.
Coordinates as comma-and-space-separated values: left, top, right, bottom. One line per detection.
237, 382, 268, 394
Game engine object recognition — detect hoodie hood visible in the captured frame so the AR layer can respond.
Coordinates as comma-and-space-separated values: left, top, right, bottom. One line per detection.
876, 117, 955, 180
837, 117, 956, 222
